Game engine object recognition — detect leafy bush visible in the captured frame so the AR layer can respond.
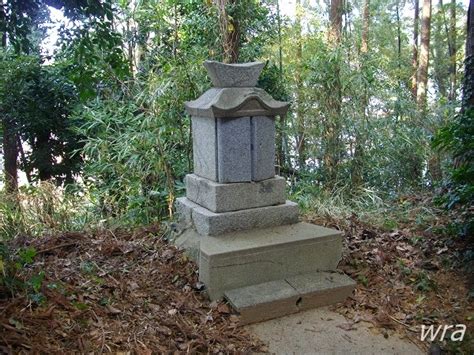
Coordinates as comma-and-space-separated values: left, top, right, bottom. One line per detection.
433, 108, 474, 237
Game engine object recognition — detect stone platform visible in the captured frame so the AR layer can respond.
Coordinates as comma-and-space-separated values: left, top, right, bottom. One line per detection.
175, 222, 344, 300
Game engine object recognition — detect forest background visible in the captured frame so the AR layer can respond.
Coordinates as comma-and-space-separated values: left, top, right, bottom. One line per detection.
0, 0, 472, 253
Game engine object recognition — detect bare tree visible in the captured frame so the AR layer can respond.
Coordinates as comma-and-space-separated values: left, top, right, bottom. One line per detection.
361, 0, 370, 54
449, 0, 457, 101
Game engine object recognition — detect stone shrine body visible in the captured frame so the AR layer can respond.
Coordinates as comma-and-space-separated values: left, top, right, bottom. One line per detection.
176, 61, 355, 324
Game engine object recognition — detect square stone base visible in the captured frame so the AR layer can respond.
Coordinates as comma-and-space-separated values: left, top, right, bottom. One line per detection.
185, 174, 286, 213
176, 197, 298, 236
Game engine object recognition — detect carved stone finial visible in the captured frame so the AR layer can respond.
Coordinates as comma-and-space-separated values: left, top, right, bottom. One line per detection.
184, 61, 289, 118
204, 61, 265, 87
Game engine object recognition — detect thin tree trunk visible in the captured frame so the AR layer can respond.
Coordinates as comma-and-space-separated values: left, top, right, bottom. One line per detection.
462, 0, 474, 111
214, 0, 240, 63
396, 1, 402, 69
417, 0, 432, 109
295, 0, 306, 169
449, 0, 457, 101
361, 0, 370, 53
173, 2, 178, 59
324, 0, 343, 186
329, 0, 342, 44
17, 135, 31, 183
412, 0, 420, 98
2, 117, 18, 194
277, 0, 282, 78
1, 5, 19, 194
352, 0, 370, 188
126, 18, 134, 76
276, 0, 285, 170
451, 0, 474, 171
438, 0, 456, 101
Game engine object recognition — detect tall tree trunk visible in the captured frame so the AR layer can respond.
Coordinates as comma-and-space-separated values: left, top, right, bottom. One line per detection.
448, 0, 457, 101
277, 0, 283, 78
361, 0, 370, 53
1, 6, 19, 194
276, 0, 286, 170
323, 0, 343, 186
214, 0, 240, 63
352, 0, 370, 188
396, 1, 402, 69
439, 0, 457, 101
295, 0, 306, 169
412, 0, 420, 98
451, 0, 473, 171
329, 0, 342, 44
462, 0, 474, 111
416, 0, 432, 109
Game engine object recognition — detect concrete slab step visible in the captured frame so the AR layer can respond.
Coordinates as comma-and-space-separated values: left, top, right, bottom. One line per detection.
199, 222, 343, 299
224, 272, 356, 325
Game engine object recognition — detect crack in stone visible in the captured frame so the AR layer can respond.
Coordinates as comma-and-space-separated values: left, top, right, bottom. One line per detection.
213, 259, 284, 269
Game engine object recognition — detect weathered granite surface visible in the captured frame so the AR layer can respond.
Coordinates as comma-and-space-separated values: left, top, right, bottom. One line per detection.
199, 222, 343, 299
251, 116, 276, 181
185, 87, 289, 118
191, 116, 276, 183
185, 174, 286, 213
224, 272, 356, 324
176, 197, 298, 236
203, 61, 265, 87
217, 117, 252, 182
192, 116, 217, 181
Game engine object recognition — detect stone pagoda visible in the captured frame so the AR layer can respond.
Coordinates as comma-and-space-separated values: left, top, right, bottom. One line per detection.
175, 61, 355, 324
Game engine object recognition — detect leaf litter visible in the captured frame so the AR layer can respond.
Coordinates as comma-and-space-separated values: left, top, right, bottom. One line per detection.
0, 227, 265, 353
1, 193, 472, 353
308, 194, 473, 352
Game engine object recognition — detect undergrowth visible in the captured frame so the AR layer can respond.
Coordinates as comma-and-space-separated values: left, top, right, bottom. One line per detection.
0, 182, 98, 241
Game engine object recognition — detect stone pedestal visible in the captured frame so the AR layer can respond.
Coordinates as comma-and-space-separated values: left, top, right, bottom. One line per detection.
175, 61, 355, 324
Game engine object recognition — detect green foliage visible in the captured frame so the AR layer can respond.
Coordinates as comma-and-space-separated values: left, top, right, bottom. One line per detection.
77, 61, 203, 225
0, 241, 46, 301
433, 108, 474, 236
57, 15, 129, 101
0, 183, 99, 241
0, 51, 83, 184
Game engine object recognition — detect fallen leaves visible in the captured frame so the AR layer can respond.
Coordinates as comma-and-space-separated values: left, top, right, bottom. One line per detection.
0, 227, 264, 353
322, 200, 474, 352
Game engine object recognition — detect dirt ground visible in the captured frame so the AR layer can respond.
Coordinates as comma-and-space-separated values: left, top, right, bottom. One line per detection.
248, 306, 422, 354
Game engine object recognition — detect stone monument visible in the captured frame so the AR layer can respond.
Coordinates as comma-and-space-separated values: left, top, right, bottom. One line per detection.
176, 61, 355, 324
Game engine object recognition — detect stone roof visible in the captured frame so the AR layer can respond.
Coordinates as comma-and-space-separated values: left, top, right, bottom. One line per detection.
184, 87, 289, 118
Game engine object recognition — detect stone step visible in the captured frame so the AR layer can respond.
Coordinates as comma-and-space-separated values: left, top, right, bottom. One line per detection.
198, 222, 343, 299
224, 272, 356, 325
